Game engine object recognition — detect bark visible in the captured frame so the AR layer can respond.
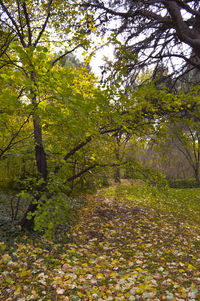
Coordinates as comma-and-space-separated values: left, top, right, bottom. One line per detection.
165, 0, 200, 59
20, 114, 47, 230
114, 149, 121, 183
20, 72, 48, 231
84, 0, 200, 83
33, 115, 48, 180
19, 201, 38, 231
194, 167, 200, 184
114, 167, 121, 183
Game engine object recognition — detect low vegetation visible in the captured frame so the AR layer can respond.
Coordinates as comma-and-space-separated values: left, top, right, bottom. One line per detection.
0, 180, 199, 300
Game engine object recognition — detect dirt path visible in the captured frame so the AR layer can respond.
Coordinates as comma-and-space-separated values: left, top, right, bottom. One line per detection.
0, 194, 200, 300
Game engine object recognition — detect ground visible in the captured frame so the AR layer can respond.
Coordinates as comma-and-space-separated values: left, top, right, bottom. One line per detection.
0, 180, 200, 300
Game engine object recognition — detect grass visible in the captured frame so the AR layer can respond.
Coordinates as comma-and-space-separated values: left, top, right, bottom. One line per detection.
101, 179, 200, 225
0, 180, 200, 300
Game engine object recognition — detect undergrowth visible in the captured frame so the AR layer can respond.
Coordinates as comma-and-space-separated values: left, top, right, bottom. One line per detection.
0, 180, 199, 300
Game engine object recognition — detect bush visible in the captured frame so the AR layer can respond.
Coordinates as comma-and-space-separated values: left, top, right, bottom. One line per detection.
124, 163, 168, 188
168, 178, 200, 188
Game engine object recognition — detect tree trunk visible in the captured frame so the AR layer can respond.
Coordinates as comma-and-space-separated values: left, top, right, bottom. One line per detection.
114, 148, 121, 183
194, 168, 200, 184
114, 166, 121, 183
19, 72, 48, 230
33, 115, 48, 180
19, 201, 38, 231
20, 114, 48, 230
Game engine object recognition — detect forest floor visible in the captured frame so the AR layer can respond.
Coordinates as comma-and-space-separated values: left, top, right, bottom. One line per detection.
0, 180, 200, 300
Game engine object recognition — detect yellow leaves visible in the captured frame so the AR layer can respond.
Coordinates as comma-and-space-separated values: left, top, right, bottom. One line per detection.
188, 264, 196, 270
136, 288, 144, 295
77, 291, 84, 298
90, 154, 95, 161
17, 244, 26, 250
124, 274, 132, 281
68, 249, 76, 253
135, 267, 143, 272
111, 259, 118, 264
178, 269, 185, 273
1, 182, 200, 300
30, 289, 39, 298
96, 273, 105, 280
6, 277, 15, 284
178, 286, 186, 294
124, 292, 131, 297
19, 269, 29, 277
0, 241, 6, 251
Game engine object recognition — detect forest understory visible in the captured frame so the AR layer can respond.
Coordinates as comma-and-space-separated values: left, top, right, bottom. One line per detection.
0, 180, 200, 301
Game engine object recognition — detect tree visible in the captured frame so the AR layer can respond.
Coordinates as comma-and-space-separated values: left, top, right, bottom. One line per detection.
1, 0, 200, 235
83, 0, 200, 86
161, 119, 200, 183
0, 0, 117, 232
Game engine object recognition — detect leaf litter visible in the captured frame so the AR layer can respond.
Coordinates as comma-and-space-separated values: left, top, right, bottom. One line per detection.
0, 184, 200, 300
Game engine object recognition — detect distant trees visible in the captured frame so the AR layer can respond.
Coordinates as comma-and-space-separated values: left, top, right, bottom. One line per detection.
160, 119, 200, 183
127, 117, 200, 183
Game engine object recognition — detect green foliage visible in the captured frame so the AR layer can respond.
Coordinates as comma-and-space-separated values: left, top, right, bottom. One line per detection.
1, 0, 200, 235
26, 190, 86, 239
125, 161, 168, 188
168, 178, 200, 188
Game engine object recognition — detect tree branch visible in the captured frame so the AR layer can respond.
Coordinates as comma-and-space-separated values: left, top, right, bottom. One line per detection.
22, 0, 32, 45
0, 0, 26, 47
66, 161, 127, 183
54, 136, 92, 174
34, 0, 53, 46
0, 109, 34, 160
51, 44, 85, 67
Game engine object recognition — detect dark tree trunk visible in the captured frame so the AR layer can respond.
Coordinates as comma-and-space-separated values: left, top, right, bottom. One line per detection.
114, 167, 121, 183
19, 72, 48, 230
194, 167, 200, 184
114, 147, 121, 183
19, 118, 48, 230
33, 115, 48, 180
19, 116, 48, 230
19, 201, 38, 231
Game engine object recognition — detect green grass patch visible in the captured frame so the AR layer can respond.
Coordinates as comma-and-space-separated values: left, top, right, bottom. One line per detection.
168, 178, 200, 188
100, 179, 200, 225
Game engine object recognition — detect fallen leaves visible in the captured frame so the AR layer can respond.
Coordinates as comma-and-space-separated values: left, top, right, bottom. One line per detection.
0, 182, 200, 300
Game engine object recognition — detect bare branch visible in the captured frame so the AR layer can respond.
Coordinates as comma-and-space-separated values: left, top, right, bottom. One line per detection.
34, 0, 53, 46
22, 0, 32, 45
0, 0, 26, 47
0, 109, 34, 160
51, 44, 85, 67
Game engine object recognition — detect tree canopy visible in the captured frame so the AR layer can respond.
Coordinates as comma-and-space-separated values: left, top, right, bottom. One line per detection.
83, 0, 200, 86
0, 0, 200, 235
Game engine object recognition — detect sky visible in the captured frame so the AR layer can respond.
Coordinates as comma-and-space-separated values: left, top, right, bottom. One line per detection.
90, 44, 115, 78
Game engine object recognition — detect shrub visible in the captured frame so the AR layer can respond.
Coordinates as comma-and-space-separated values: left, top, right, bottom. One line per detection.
168, 178, 200, 188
